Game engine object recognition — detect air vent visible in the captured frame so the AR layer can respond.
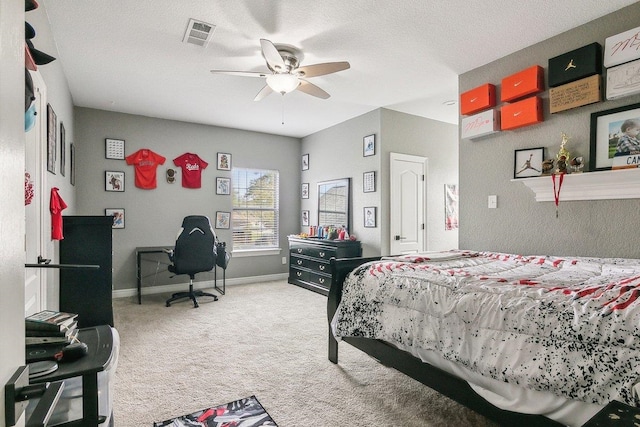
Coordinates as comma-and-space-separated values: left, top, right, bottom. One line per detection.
183, 18, 215, 47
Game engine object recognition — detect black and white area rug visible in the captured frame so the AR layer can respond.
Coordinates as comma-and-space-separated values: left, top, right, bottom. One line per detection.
153, 395, 278, 427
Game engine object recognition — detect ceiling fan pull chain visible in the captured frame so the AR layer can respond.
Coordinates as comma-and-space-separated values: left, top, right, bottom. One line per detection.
281, 94, 285, 125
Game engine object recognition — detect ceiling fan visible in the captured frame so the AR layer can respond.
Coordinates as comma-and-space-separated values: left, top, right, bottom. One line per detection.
210, 39, 350, 101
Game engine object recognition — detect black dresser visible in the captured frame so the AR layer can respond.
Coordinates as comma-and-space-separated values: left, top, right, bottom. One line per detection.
288, 236, 362, 295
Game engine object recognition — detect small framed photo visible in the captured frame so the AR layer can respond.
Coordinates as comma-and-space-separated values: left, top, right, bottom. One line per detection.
105, 138, 125, 160
364, 206, 377, 228
514, 147, 544, 179
215, 211, 231, 229
302, 210, 310, 226
589, 102, 640, 170
47, 103, 56, 174
105, 208, 125, 229
363, 171, 376, 192
363, 134, 375, 157
60, 122, 66, 177
70, 143, 76, 186
105, 171, 125, 192
301, 183, 309, 199
217, 152, 231, 170
302, 154, 309, 171
216, 177, 231, 195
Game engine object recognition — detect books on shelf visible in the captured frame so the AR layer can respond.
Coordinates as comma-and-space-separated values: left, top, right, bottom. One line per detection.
25, 328, 78, 347
25, 310, 78, 332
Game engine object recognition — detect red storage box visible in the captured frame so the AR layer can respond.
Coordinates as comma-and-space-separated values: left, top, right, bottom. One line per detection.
501, 65, 544, 103
460, 83, 496, 115
500, 96, 543, 130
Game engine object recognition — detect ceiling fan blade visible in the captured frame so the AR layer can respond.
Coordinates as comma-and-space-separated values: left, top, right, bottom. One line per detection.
297, 80, 330, 99
260, 39, 285, 72
210, 70, 269, 78
254, 84, 273, 101
295, 61, 350, 78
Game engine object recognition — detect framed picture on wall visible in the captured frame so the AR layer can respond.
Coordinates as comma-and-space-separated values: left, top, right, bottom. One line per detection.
60, 122, 66, 176
47, 103, 56, 174
70, 143, 76, 186
105, 171, 125, 192
301, 182, 309, 199
513, 147, 544, 179
364, 206, 376, 227
302, 210, 310, 226
215, 211, 231, 229
363, 171, 376, 192
217, 152, 231, 170
105, 208, 125, 229
589, 102, 640, 170
363, 134, 375, 157
302, 154, 309, 171
216, 177, 231, 195
105, 138, 125, 160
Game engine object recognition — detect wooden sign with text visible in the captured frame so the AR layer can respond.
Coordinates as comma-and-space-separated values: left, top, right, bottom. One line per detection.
549, 74, 601, 114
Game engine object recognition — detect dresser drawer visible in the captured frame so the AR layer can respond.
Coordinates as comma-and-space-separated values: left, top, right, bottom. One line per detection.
290, 245, 336, 260
291, 255, 331, 274
289, 268, 331, 289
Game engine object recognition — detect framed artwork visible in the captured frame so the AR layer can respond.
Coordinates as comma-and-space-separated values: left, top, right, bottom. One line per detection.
514, 147, 544, 179
70, 143, 76, 186
302, 210, 310, 226
216, 177, 231, 195
589, 102, 640, 171
302, 154, 309, 171
105, 171, 125, 192
363, 171, 376, 192
105, 208, 125, 229
301, 182, 309, 199
215, 211, 231, 229
445, 184, 459, 231
364, 206, 376, 228
363, 134, 375, 157
217, 152, 231, 170
60, 122, 66, 176
105, 138, 125, 160
47, 103, 56, 174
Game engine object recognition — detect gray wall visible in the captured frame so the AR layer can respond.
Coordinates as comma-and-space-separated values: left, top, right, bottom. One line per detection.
459, 3, 640, 258
74, 108, 300, 291
302, 108, 459, 257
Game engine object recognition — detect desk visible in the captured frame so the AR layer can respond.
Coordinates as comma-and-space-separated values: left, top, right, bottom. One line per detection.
136, 246, 173, 304
136, 246, 227, 304
29, 325, 116, 426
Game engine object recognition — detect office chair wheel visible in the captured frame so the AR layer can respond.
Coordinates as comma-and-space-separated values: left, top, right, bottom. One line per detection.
166, 301, 171, 307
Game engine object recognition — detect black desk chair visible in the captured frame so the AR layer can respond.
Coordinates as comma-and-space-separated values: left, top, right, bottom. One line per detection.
165, 215, 219, 308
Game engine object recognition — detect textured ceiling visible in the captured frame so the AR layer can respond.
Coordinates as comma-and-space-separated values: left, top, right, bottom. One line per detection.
40, 0, 637, 138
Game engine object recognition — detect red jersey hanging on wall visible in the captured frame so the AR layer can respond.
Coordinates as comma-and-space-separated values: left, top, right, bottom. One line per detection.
126, 148, 166, 189
50, 187, 67, 240
173, 153, 208, 188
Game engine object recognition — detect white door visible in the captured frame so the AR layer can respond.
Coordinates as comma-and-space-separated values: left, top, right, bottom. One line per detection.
24, 70, 47, 316
390, 153, 426, 254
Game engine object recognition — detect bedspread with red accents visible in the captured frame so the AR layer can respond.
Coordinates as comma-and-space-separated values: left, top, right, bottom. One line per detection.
332, 250, 640, 406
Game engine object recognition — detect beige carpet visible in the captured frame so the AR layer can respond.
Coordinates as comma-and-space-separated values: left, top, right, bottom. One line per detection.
112, 280, 498, 426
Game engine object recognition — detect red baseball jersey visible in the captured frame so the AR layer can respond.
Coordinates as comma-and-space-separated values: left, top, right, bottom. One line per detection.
173, 153, 208, 188
126, 149, 166, 189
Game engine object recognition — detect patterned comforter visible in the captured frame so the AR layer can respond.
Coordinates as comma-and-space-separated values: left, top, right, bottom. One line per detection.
332, 251, 640, 405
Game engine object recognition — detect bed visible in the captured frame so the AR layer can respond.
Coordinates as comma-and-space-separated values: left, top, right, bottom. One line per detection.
327, 251, 640, 426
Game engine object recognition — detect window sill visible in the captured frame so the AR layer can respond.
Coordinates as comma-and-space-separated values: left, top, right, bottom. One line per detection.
231, 248, 282, 258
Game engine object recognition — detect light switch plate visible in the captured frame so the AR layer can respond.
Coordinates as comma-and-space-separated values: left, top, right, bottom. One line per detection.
488, 195, 497, 209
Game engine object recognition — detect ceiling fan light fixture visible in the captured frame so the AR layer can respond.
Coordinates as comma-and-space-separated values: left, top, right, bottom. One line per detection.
266, 73, 300, 94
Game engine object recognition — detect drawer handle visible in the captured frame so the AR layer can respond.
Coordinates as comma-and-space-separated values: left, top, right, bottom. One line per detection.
319, 265, 325, 271
318, 277, 325, 284
319, 251, 325, 258
296, 271, 302, 277
297, 248, 303, 253
297, 260, 303, 265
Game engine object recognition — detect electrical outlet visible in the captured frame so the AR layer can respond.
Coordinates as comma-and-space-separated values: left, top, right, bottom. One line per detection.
282, 256, 287, 265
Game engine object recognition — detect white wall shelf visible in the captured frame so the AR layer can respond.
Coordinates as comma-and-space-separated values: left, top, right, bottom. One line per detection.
511, 169, 640, 202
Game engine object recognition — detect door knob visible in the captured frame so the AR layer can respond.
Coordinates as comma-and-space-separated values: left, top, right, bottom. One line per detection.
37, 255, 51, 264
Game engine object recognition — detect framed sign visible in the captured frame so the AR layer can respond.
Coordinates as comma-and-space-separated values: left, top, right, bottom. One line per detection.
589, 102, 640, 171
105, 138, 125, 160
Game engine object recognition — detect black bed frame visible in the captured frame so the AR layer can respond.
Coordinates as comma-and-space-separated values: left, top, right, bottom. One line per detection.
328, 257, 564, 427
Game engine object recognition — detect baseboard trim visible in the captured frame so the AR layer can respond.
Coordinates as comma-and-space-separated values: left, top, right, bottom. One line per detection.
112, 273, 289, 299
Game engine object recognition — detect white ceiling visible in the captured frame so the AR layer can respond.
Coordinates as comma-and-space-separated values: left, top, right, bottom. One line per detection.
40, 0, 637, 138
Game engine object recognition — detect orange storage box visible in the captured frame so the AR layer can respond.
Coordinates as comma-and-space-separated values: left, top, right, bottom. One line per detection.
460, 83, 496, 115
500, 96, 543, 130
501, 65, 544, 103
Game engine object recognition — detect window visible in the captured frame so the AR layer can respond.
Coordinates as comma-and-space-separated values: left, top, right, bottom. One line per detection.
232, 168, 279, 250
